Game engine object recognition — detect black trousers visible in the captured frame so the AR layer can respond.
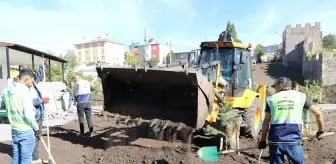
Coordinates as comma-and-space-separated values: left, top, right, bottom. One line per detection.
32, 118, 42, 160
77, 102, 93, 134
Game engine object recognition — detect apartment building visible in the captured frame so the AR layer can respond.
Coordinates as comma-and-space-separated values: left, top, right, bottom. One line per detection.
263, 44, 278, 56
130, 41, 172, 64
74, 38, 125, 66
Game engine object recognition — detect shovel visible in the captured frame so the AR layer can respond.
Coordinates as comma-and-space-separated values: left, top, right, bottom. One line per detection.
197, 146, 259, 162
197, 132, 334, 162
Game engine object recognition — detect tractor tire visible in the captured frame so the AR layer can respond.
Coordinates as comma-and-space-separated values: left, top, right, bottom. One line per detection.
241, 97, 262, 137
219, 109, 242, 149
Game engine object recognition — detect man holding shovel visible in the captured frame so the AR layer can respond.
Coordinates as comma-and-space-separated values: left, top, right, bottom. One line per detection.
259, 77, 325, 164
31, 61, 50, 164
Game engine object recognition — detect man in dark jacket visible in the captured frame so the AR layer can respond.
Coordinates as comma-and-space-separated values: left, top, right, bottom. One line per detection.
73, 72, 95, 137
31, 62, 49, 164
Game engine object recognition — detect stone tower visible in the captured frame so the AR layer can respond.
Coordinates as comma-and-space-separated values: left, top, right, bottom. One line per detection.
282, 22, 322, 68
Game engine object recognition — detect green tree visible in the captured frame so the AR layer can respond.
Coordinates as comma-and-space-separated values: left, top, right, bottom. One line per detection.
148, 58, 159, 67
218, 21, 241, 43
44, 62, 63, 82
125, 51, 139, 66
63, 49, 78, 70
254, 44, 265, 57
45, 50, 80, 82
92, 79, 103, 102
165, 53, 176, 64
66, 70, 76, 86
86, 61, 96, 66
322, 34, 336, 50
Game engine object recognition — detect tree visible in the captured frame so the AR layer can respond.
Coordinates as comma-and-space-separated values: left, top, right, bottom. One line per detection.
125, 51, 139, 66
276, 43, 284, 56
322, 34, 336, 50
65, 70, 93, 87
63, 49, 78, 70
254, 44, 265, 58
86, 61, 96, 66
148, 58, 159, 67
218, 21, 241, 43
165, 53, 176, 64
129, 42, 140, 50
50, 64, 63, 81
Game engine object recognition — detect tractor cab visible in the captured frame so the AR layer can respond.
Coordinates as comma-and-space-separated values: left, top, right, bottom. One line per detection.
198, 40, 253, 96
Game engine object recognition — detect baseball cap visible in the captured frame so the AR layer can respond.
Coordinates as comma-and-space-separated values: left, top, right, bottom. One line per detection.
271, 77, 292, 89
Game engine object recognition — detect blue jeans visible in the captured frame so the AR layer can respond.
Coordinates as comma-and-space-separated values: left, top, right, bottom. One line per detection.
11, 129, 36, 164
32, 118, 42, 160
269, 142, 304, 164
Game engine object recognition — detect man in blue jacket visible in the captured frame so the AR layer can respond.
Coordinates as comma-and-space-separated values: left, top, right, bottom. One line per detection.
30, 62, 49, 164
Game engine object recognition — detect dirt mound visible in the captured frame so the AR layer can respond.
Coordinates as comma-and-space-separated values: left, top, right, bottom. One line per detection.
324, 84, 336, 103
252, 63, 303, 86
1, 113, 335, 164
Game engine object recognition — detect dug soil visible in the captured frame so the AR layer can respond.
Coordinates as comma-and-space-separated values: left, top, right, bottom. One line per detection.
0, 114, 335, 164
0, 63, 335, 164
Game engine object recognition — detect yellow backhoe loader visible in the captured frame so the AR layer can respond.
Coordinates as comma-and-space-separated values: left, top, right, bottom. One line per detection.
96, 32, 267, 149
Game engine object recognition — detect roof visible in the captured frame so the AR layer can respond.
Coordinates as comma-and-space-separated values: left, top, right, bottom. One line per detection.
130, 42, 167, 47
0, 42, 67, 63
74, 39, 124, 46
200, 41, 251, 50
264, 44, 278, 47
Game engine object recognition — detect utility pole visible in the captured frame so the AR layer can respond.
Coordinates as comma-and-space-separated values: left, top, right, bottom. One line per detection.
169, 42, 172, 63
333, 36, 335, 51
144, 26, 147, 44
275, 32, 278, 62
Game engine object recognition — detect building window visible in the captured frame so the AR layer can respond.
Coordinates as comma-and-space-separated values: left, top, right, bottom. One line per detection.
102, 56, 105, 60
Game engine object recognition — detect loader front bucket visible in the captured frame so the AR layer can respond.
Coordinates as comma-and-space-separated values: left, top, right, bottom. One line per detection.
96, 67, 214, 130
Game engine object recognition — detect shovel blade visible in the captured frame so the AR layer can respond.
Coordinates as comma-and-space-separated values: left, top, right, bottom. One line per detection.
197, 146, 219, 162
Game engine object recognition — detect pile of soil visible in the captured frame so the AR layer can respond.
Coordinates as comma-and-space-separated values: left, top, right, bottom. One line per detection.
324, 84, 336, 103
1, 114, 335, 164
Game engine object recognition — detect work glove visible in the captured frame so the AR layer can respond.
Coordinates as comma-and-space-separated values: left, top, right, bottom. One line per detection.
34, 130, 42, 140
258, 141, 267, 149
316, 130, 325, 140
44, 59, 49, 66
41, 97, 49, 104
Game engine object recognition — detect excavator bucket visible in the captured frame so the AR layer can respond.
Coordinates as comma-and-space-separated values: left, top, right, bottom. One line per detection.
96, 66, 214, 131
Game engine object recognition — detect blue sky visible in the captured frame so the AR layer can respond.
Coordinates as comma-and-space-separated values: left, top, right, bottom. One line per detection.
0, 0, 335, 54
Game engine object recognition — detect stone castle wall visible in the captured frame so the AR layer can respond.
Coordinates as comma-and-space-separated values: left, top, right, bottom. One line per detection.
302, 51, 336, 86
282, 22, 323, 68
280, 22, 336, 86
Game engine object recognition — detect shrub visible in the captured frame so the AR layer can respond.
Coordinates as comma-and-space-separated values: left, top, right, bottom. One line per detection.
300, 80, 325, 103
